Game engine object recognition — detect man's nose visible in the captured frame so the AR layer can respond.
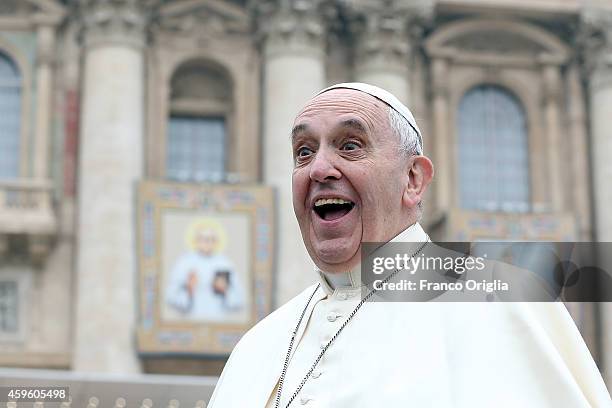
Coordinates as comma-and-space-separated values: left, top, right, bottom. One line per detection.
309, 148, 341, 182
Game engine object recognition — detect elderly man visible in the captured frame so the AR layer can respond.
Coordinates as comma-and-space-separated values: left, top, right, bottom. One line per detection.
207, 83, 611, 407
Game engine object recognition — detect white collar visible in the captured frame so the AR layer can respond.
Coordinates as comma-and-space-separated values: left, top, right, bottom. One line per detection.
316, 222, 429, 295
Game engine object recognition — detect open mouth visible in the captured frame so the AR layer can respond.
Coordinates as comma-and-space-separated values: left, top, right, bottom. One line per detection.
313, 198, 355, 221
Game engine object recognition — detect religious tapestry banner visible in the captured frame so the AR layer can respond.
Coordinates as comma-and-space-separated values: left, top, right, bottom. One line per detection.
136, 181, 274, 355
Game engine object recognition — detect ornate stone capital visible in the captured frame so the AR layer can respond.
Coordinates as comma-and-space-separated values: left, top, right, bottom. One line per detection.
251, 0, 334, 58
350, 0, 432, 73
579, 7, 612, 81
78, 0, 158, 49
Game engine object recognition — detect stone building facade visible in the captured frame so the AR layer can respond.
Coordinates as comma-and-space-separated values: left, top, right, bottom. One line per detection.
0, 0, 611, 391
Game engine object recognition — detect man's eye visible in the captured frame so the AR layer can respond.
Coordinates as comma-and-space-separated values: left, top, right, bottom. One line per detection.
341, 142, 360, 151
297, 146, 314, 157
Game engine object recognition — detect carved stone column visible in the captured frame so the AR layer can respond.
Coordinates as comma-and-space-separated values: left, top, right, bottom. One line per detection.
352, 0, 431, 104
580, 7, 612, 389
541, 62, 564, 212
563, 61, 598, 358
430, 57, 451, 212
566, 64, 591, 240
32, 18, 58, 180
74, 0, 151, 373
255, 0, 328, 304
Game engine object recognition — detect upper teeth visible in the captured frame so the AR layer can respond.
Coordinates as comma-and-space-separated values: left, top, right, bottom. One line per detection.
314, 198, 352, 207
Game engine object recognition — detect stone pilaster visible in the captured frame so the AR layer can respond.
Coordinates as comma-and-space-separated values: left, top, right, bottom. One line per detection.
540, 62, 564, 212
253, 0, 329, 304
580, 7, 612, 390
430, 57, 451, 212
32, 19, 58, 181
74, 0, 153, 373
351, 0, 432, 104
566, 64, 591, 240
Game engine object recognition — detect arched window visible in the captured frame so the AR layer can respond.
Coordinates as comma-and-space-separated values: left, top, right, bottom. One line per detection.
457, 85, 530, 213
166, 61, 232, 183
0, 51, 21, 179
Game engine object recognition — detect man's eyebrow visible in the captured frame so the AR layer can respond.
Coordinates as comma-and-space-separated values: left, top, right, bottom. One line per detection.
291, 123, 309, 143
290, 118, 367, 143
338, 118, 367, 134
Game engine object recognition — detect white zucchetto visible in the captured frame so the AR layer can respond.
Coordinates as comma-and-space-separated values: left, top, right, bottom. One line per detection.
317, 82, 423, 152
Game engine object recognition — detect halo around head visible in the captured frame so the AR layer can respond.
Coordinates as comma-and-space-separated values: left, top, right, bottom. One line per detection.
185, 218, 227, 253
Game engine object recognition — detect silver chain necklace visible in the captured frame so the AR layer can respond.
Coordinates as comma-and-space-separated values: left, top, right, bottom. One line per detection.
274, 238, 430, 408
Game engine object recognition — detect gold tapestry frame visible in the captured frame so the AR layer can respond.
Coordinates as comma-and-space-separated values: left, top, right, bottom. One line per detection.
136, 181, 274, 355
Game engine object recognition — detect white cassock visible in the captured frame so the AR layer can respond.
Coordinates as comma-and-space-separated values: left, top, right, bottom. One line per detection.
166, 252, 244, 321
207, 223, 611, 407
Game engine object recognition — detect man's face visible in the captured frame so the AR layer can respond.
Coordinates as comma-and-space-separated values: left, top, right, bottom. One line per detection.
194, 228, 217, 256
291, 89, 411, 273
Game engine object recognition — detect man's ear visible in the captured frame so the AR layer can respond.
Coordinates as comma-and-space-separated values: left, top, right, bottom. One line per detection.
402, 155, 434, 208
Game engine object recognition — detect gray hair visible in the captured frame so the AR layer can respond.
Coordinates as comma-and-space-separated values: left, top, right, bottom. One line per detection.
388, 106, 425, 216
388, 106, 423, 156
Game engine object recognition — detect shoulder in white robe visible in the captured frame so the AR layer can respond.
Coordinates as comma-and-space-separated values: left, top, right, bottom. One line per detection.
208, 224, 611, 407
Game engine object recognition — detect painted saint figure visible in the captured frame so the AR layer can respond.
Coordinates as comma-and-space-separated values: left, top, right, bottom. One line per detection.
166, 219, 244, 322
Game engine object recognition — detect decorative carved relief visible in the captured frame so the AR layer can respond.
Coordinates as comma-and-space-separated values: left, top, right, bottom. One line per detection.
156, 0, 250, 45
426, 19, 569, 68
251, 0, 335, 55
350, 0, 432, 70
353, 12, 410, 68
447, 30, 545, 55
78, 0, 157, 48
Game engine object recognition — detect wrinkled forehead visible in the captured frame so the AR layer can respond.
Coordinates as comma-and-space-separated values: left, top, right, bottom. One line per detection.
307, 87, 386, 107
295, 88, 389, 129
313, 83, 423, 149
318, 83, 420, 129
